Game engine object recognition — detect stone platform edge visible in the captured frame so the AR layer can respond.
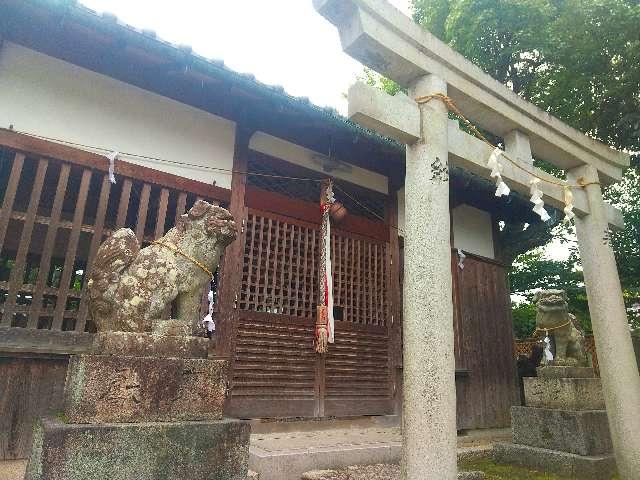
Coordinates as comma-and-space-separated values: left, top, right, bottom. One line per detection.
493, 442, 616, 480
26, 416, 250, 480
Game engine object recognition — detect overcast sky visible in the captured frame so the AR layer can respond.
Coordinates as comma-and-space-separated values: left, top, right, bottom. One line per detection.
79, 0, 412, 114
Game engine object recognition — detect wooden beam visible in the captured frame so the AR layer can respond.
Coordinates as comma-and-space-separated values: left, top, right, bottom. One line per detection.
215, 126, 254, 359
0, 128, 231, 203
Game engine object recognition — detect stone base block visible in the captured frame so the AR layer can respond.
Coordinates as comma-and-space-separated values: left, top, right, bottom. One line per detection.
64, 354, 228, 423
511, 406, 612, 456
91, 331, 209, 358
524, 376, 604, 409
25, 417, 250, 480
493, 442, 616, 480
537, 366, 595, 378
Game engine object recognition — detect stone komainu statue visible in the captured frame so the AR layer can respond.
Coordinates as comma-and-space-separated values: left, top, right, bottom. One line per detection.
87, 200, 236, 333
534, 289, 588, 367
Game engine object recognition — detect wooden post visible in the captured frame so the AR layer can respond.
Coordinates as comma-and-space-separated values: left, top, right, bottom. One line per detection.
215, 126, 253, 359
387, 186, 403, 414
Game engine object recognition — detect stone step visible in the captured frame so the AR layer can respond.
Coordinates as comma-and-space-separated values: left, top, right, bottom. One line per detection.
511, 406, 612, 456
251, 430, 493, 480
300, 466, 485, 479
493, 442, 616, 480
249, 415, 400, 435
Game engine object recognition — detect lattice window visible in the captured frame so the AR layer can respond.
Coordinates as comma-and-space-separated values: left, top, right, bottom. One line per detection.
239, 210, 389, 326
239, 212, 319, 318
331, 232, 389, 326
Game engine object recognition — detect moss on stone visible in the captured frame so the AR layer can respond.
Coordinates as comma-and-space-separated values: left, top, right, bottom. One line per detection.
460, 458, 620, 480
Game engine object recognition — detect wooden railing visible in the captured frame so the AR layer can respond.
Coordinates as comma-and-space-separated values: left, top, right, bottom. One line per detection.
0, 129, 229, 337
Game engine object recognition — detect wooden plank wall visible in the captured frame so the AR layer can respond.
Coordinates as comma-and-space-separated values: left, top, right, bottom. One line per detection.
453, 254, 520, 429
0, 355, 68, 460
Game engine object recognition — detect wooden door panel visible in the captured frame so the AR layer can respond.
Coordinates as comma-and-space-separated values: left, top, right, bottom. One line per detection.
228, 312, 317, 418
230, 205, 393, 418
324, 322, 393, 416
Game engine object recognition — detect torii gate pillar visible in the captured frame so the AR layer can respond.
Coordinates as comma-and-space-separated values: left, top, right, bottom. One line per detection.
402, 74, 457, 480
569, 165, 640, 479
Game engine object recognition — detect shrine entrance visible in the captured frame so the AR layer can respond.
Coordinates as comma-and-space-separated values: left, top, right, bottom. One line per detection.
226, 153, 395, 418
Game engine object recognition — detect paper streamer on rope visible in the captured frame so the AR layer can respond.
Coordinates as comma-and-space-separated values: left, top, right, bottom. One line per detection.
543, 334, 554, 363
457, 248, 466, 270
487, 148, 510, 197
563, 185, 575, 223
529, 179, 551, 222
201, 287, 215, 335
106, 151, 119, 184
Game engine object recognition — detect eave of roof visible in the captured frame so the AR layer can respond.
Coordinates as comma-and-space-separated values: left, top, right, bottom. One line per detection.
21, 0, 402, 152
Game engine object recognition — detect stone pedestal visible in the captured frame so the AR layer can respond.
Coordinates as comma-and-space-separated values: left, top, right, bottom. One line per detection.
24, 327, 250, 480
494, 366, 616, 479
25, 417, 249, 480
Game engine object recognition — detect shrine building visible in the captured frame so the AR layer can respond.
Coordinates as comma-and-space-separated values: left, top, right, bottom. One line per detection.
0, 0, 544, 459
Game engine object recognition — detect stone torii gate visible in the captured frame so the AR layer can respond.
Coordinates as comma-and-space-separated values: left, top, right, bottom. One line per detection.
314, 1, 640, 479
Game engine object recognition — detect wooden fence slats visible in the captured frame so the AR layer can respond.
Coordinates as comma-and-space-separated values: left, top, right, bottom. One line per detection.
0, 133, 227, 333
154, 188, 170, 239
175, 192, 187, 222
1, 158, 48, 327
51, 169, 92, 330
135, 183, 151, 242
115, 178, 132, 228
75, 174, 112, 332
27, 164, 71, 328
0, 153, 25, 255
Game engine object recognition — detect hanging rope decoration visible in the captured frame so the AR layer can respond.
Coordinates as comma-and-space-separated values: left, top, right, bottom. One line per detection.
529, 179, 551, 222
316, 179, 336, 354
106, 150, 119, 184
487, 147, 511, 197
415, 93, 599, 224
202, 286, 215, 338
563, 186, 575, 223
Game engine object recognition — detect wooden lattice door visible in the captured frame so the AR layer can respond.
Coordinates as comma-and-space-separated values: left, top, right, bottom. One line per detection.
228, 205, 394, 418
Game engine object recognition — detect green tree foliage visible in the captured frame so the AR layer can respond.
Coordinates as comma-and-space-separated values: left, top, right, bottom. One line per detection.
509, 247, 591, 337
410, 0, 640, 333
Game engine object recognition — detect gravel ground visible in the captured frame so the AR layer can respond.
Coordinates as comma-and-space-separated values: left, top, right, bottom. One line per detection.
301, 464, 485, 480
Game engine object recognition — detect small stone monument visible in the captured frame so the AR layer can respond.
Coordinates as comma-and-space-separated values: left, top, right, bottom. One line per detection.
494, 290, 616, 479
24, 201, 251, 480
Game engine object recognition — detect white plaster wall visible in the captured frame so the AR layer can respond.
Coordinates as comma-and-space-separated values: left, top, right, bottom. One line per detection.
452, 204, 495, 259
249, 131, 388, 194
0, 43, 236, 188
397, 195, 495, 259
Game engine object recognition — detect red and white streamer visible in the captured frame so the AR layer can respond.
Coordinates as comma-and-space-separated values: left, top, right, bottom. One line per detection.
321, 201, 335, 344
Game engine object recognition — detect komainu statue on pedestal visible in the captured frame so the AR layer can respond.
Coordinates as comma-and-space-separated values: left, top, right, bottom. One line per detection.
534, 289, 588, 366
87, 200, 236, 332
